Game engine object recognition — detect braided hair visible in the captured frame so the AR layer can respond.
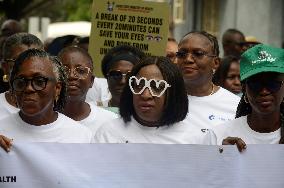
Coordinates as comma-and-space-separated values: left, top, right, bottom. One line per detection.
235, 89, 284, 144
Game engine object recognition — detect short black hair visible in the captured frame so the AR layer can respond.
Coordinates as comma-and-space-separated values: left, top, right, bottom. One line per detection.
2, 32, 43, 59
101, 45, 145, 78
120, 56, 188, 126
10, 48, 67, 111
222, 28, 245, 45
58, 46, 93, 70
213, 55, 240, 86
180, 31, 220, 56
78, 36, 89, 44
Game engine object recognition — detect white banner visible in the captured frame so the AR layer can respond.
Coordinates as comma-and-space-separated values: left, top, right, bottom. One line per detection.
0, 143, 283, 188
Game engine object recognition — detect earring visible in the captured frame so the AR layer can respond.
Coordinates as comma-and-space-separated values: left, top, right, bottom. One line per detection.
55, 95, 59, 103
212, 69, 216, 75
244, 95, 249, 103
3, 74, 9, 82
54, 95, 59, 106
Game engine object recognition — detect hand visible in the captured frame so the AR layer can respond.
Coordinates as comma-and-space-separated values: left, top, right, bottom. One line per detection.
222, 137, 247, 152
0, 135, 13, 152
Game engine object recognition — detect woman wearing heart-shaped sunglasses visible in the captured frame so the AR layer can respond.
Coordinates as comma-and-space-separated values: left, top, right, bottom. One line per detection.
212, 44, 284, 151
94, 56, 216, 144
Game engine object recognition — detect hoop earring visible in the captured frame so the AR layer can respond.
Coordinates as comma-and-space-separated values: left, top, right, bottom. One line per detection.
3, 74, 9, 82
244, 95, 249, 103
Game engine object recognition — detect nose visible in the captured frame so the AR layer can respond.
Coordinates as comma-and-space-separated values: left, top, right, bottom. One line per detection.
140, 87, 153, 99
68, 69, 78, 79
233, 77, 241, 86
185, 52, 195, 62
259, 87, 271, 95
120, 74, 127, 84
24, 80, 34, 92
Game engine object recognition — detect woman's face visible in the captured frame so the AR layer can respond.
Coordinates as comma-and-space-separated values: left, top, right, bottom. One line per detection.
107, 60, 134, 101
13, 57, 61, 117
224, 61, 241, 94
132, 64, 166, 123
246, 72, 284, 115
61, 51, 93, 101
177, 34, 219, 83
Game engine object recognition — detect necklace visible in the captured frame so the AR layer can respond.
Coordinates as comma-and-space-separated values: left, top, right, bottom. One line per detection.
209, 84, 215, 95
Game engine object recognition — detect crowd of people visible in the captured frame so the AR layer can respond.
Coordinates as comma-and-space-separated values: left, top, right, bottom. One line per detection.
0, 19, 283, 153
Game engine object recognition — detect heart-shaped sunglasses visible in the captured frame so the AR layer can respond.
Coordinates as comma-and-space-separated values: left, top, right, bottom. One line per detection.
129, 76, 171, 97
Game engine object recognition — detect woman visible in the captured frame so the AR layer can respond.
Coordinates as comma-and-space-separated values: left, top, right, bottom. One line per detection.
94, 56, 216, 144
213, 55, 242, 96
0, 49, 93, 152
58, 46, 118, 134
0, 33, 43, 119
95, 44, 145, 113
176, 31, 240, 129
213, 44, 284, 150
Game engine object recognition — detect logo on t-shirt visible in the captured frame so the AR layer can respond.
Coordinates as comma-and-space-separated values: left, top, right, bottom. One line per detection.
208, 114, 231, 121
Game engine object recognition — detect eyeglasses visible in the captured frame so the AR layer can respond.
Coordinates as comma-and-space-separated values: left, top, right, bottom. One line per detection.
108, 70, 131, 81
129, 76, 171, 97
176, 50, 216, 60
246, 80, 284, 93
64, 66, 91, 79
12, 76, 56, 92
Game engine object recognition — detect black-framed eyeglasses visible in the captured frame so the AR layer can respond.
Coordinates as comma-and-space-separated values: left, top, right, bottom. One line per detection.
246, 80, 284, 93
107, 70, 131, 81
176, 50, 216, 60
12, 76, 56, 92
64, 66, 91, 79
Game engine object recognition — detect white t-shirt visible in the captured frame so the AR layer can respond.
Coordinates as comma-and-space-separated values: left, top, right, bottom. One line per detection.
0, 92, 19, 119
185, 87, 240, 129
213, 115, 281, 145
0, 112, 93, 143
80, 102, 118, 134
94, 117, 217, 144
86, 77, 111, 106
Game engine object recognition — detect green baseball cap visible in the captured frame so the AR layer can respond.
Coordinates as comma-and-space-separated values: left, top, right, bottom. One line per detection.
240, 44, 284, 81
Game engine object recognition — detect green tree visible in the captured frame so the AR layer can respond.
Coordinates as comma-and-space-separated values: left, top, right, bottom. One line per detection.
65, 0, 93, 21
0, 0, 92, 22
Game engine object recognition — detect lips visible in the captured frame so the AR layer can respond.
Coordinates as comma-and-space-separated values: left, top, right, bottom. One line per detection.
256, 97, 273, 107
138, 103, 155, 112
67, 83, 80, 90
22, 96, 36, 102
182, 66, 198, 74
231, 87, 242, 93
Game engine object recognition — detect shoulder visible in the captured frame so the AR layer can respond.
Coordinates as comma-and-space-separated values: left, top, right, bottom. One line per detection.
0, 113, 19, 129
90, 103, 118, 119
57, 113, 92, 132
174, 121, 217, 145
212, 116, 247, 144
94, 118, 127, 143
216, 87, 240, 102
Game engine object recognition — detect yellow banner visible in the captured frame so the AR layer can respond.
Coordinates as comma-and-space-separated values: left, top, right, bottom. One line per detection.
89, 0, 169, 77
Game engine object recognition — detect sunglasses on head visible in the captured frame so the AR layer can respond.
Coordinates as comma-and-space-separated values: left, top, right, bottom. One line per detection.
246, 80, 284, 93
108, 70, 131, 81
